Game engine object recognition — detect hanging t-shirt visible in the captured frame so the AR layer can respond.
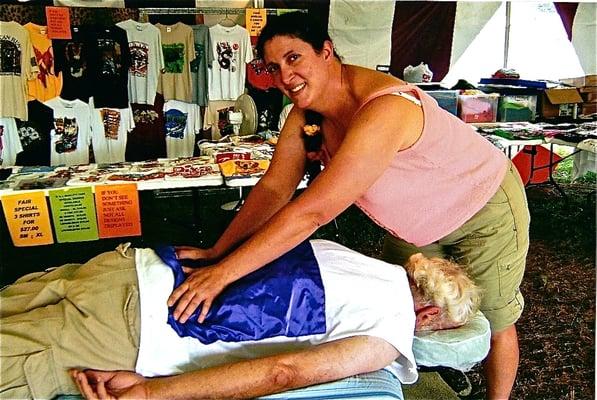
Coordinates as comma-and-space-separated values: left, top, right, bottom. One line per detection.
157, 23, 195, 103
0, 21, 37, 120
190, 25, 213, 107
24, 22, 62, 102
87, 25, 131, 109
203, 99, 235, 140
126, 94, 167, 162
89, 98, 135, 164
45, 97, 92, 166
247, 58, 274, 91
208, 24, 253, 101
163, 100, 200, 158
53, 26, 92, 102
116, 20, 165, 106
15, 100, 53, 166
0, 117, 23, 167
248, 85, 283, 133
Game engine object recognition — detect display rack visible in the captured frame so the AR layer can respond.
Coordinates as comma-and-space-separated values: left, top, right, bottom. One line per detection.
138, 7, 307, 16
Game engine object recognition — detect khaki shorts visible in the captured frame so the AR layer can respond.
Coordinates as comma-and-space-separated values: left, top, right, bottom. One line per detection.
0, 248, 141, 400
382, 162, 529, 332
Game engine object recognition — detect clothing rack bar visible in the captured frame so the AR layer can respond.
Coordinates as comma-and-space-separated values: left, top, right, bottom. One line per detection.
138, 8, 307, 16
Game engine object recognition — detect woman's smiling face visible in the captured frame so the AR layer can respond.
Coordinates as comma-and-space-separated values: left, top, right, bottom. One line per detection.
263, 35, 330, 109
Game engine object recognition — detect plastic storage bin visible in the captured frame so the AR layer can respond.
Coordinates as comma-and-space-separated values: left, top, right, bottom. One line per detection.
427, 90, 459, 115
498, 94, 537, 122
458, 93, 499, 123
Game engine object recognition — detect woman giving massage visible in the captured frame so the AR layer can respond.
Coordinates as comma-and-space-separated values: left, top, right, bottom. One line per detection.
170, 12, 529, 400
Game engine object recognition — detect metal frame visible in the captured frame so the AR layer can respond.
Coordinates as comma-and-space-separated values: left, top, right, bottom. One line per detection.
138, 7, 306, 16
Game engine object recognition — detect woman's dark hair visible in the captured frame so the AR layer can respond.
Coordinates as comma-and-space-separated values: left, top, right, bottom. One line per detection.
257, 12, 333, 184
256, 11, 337, 59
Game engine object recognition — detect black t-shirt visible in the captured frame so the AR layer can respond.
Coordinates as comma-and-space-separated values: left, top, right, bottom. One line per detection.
15, 100, 53, 166
53, 26, 92, 102
126, 94, 167, 161
247, 85, 284, 132
86, 25, 131, 109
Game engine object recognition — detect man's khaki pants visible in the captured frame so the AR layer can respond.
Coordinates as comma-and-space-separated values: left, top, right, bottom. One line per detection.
1, 248, 141, 399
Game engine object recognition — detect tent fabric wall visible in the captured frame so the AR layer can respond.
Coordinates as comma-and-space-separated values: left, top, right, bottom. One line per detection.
328, 0, 395, 70
554, 2, 579, 40
571, 3, 597, 75
390, 1, 457, 81
450, 2, 501, 72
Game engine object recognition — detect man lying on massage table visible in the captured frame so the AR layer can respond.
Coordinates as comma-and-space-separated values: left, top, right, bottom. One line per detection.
0, 239, 480, 400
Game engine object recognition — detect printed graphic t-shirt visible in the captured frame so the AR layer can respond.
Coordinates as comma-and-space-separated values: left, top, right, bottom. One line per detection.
208, 24, 253, 101
53, 26, 92, 102
24, 22, 62, 102
44, 97, 92, 166
89, 98, 135, 164
0, 21, 37, 120
87, 25, 131, 108
126, 94, 166, 162
15, 100, 53, 166
163, 100, 200, 158
190, 25, 212, 106
0, 117, 23, 166
116, 20, 165, 106
157, 23, 195, 103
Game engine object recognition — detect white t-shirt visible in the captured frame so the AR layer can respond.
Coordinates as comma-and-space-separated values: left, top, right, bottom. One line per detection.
163, 100, 201, 158
134, 239, 418, 384
116, 20, 165, 105
90, 103, 135, 164
44, 97, 92, 166
208, 24, 253, 101
0, 21, 37, 121
0, 117, 23, 166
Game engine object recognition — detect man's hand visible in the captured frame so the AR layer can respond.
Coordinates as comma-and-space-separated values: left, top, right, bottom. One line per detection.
174, 245, 218, 261
71, 369, 148, 400
167, 264, 230, 323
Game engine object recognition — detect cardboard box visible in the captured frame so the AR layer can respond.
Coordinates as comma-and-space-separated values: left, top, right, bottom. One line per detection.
540, 88, 583, 119
559, 74, 597, 88
458, 93, 499, 123
581, 102, 597, 116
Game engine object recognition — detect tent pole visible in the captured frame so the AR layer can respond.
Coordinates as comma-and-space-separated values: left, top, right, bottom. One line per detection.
504, 1, 511, 68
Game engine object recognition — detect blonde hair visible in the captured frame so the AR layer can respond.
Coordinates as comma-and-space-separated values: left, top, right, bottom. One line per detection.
405, 253, 482, 325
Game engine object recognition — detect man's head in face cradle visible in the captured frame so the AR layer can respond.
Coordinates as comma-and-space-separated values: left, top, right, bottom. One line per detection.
406, 253, 482, 332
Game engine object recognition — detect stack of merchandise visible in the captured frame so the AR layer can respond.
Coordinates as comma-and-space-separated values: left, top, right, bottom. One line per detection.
219, 159, 270, 186
560, 75, 597, 118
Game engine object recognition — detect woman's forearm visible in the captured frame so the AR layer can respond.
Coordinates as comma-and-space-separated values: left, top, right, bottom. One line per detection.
211, 178, 296, 258
218, 193, 342, 283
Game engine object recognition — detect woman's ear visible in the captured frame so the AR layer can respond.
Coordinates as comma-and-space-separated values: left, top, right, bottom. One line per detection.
321, 40, 335, 61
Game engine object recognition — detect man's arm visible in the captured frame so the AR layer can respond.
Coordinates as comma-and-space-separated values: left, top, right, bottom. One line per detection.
74, 336, 400, 400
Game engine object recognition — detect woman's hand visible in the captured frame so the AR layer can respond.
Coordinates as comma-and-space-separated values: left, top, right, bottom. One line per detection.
174, 245, 218, 261
71, 369, 148, 400
167, 264, 231, 323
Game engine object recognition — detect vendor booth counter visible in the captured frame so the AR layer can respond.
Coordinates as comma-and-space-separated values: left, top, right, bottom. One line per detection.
0, 185, 243, 286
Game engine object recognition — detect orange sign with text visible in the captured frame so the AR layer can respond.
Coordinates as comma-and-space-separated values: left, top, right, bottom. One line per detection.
45, 6, 72, 39
1, 191, 54, 247
95, 184, 141, 238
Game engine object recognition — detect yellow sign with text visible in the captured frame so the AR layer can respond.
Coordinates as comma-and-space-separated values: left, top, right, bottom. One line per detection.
246, 8, 267, 37
2, 191, 54, 247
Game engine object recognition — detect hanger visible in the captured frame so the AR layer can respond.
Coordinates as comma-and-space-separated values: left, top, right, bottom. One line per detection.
219, 9, 236, 28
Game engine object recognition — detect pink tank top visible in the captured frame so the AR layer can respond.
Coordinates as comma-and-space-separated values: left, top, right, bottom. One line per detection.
322, 84, 508, 246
